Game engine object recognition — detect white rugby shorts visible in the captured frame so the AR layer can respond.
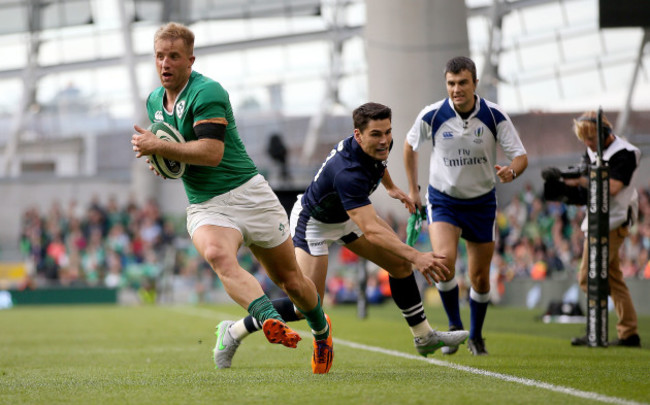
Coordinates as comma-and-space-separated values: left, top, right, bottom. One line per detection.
186, 174, 290, 248
289, 195, 363, 256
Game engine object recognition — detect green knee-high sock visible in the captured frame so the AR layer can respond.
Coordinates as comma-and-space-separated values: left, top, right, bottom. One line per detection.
248, 295, 283, 323
297, 296, 329, 341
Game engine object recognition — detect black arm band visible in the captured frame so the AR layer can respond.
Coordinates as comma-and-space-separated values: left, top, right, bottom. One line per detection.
194, 123, 226, 141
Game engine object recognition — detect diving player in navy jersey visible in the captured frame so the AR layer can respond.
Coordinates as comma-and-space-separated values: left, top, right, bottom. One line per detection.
215, 103, 469, 368
404, 56, 528, 355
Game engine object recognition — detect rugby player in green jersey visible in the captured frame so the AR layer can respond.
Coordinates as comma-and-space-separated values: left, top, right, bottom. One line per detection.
130, 22, 333, 374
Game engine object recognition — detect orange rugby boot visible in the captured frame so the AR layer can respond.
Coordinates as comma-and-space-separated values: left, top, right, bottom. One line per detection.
311, 314, 333, 374
262, 319, 302, 348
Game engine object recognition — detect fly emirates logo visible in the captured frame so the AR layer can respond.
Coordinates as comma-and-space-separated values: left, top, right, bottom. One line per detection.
443, 148, 488, 167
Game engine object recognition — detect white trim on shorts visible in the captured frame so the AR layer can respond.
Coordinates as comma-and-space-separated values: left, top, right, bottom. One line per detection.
186, 174, 290, 248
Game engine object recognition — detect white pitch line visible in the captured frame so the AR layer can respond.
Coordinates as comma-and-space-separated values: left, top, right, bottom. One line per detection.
334, 338, 646, 405
169, 307, 646, 405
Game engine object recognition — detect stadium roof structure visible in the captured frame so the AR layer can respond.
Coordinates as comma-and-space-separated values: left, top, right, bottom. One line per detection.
0, 0, 648, 177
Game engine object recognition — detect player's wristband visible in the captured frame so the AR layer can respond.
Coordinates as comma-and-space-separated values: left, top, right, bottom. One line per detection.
511, 168, 517, 179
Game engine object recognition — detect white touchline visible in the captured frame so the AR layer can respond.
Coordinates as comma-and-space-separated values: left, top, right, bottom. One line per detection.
171, 307, 646, 405
333, 338, 645, 405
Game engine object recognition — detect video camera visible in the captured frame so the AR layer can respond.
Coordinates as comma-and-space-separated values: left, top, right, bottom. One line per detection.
541, 163, 588, 205
541, 164, 588, 182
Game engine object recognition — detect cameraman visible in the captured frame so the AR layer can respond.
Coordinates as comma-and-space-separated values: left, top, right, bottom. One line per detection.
543, 111, 641, 347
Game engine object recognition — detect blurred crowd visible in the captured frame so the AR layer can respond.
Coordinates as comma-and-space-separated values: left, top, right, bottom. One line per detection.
18, 196, 215, 302
402, 182, 650, 304
492, 182, 650, 281
14, 181, 650, 304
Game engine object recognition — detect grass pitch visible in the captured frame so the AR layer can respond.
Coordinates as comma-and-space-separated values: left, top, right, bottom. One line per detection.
1, 302, 648, 405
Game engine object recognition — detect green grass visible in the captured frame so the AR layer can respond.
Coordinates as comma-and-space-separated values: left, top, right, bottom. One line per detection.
1, 303, 648, 405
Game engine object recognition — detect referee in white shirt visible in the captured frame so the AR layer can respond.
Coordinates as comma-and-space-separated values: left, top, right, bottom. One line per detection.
403, 56, 528, 356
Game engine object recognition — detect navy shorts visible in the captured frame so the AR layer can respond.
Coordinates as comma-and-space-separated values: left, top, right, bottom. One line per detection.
426, 186, 497, 243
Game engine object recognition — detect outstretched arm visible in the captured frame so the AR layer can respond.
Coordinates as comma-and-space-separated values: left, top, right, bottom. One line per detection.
381, 169, 416, 214
347, 204, 449, 285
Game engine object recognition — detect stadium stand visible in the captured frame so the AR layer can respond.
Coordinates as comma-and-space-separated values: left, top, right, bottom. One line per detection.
7, 177, 649, 308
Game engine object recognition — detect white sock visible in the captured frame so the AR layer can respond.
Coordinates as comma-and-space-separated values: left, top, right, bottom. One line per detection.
411, 320, 433, 338
470, 288, 490, 303
436, 277, 458, 292
229, 319, 250, 341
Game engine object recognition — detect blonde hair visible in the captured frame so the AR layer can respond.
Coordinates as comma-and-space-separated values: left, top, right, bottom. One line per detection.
154, 22, 194, 55
573, 111, 613, 142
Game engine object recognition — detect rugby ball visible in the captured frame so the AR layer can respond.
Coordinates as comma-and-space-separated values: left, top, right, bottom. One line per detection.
147, 122, 186, 179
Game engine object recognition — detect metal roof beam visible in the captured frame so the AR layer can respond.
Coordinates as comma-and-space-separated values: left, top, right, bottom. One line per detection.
0, 24, 362, 80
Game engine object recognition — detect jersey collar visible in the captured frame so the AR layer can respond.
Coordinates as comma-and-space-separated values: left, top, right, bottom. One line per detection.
447, 94, 481, 120
162, 71, 195, 115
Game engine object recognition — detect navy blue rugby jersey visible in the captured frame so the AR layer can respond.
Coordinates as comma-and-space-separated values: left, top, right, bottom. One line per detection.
301, 135, 390, 223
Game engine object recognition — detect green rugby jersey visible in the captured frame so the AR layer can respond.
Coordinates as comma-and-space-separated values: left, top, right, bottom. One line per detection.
146, 71, 258, 204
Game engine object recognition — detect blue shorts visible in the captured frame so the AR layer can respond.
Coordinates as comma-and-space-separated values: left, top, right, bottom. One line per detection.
426, 186, 497, 243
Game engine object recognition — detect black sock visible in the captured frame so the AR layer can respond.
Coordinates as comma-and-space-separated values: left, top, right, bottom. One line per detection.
273, 296, 300, 322
243, 296, 299, 333
389, 273, 427, 327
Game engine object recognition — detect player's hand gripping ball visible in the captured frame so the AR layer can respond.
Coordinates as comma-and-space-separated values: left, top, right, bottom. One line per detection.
146, 122, 186, 179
